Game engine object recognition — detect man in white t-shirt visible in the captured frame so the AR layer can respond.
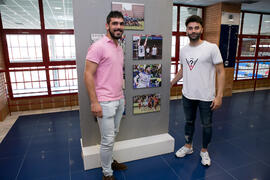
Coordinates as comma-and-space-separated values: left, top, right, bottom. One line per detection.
137, 35, 148, 59
146, 46, 150, 58
171, 15, 225, 166
151, 44, 158, 59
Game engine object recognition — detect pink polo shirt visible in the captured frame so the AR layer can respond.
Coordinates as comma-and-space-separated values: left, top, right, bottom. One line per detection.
86, 36, 124, 102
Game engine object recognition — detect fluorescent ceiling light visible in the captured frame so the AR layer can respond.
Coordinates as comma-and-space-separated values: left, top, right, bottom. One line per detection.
54, 7, 62, 10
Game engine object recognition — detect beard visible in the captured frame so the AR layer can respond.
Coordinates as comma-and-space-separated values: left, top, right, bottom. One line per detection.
187, 32, 201, 42
109, 27, 123, 40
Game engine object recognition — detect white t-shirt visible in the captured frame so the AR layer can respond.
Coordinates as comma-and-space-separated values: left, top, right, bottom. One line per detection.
135, 72, 151, 88
151, 47, 157, 55
180, 41, 223, 101
146, 47, 150, 54
138, 45, 145, 58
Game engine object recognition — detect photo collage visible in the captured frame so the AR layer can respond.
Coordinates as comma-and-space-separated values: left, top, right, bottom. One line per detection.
111, 2, 163, 114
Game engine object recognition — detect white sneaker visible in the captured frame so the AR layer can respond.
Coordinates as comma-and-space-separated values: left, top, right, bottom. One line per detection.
175, 145, 193, 158
200, 151, 211, 166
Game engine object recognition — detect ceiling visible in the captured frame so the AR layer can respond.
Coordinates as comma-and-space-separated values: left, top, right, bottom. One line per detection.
0, 0, 269, 30
0, 0, 73, 29
173, 0, 270, 13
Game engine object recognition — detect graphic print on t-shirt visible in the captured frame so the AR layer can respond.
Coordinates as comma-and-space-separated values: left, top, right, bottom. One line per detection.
185, 58, 198, 70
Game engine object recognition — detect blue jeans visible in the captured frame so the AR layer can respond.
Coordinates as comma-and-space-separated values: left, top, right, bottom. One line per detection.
182, 95, 213, 149
97, 98, 125, 176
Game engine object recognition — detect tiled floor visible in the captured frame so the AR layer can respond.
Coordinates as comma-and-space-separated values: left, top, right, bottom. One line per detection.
0, 90, 270, 180
0, 106, 79, 143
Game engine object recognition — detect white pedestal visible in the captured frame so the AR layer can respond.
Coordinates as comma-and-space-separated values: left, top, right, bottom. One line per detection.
81, 133, 175, 170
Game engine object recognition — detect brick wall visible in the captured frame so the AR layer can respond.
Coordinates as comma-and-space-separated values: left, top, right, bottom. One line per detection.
0, 72, 9, 121
8, 94, 79, 112
203, 2, 241, 45
0, 34, 9, 121
221, 2, 241, 13
203, 3, 222, 46
233, 79, 270, 90
204, 2, 242, 97
170, 85, 182, 96
223, 68, 234, 96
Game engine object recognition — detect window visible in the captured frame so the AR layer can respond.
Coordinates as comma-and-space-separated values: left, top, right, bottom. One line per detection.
7, 35, 43, 63
42, 0, 74, 29
0, 0, 41, 29
1, 0, 77, 99
261, 15, 270, 35
258, 39, 270, 57
179, 7, 202, 32
172, 6, 178, 31
170, 62, 176, 81
257, 61, 270, 78
171, 36, 176, 58
47, 34, 76, 61
242, 13, 260, 35
236, 61, 255, 80
235, 12, 270, 81
240, 38, 257, 57
180, 36, 190, 50
9, 67, 48, 97
49, 65, 77, 94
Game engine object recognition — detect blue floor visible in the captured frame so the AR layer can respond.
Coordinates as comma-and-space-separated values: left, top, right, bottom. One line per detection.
1, 90, 270, 180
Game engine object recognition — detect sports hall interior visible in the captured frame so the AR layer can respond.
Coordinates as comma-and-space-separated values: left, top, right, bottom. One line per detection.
0, 0, 269, 179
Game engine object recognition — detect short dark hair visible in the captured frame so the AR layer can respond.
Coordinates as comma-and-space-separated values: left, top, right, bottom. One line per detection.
185, 15, 203, 27
106, 11, 124, 24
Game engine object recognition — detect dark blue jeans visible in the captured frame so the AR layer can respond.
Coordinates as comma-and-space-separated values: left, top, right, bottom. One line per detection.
182, 95, 213, 149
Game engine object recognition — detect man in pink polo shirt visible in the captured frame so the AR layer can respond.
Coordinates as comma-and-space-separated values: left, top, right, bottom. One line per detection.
84, 11, 127, 180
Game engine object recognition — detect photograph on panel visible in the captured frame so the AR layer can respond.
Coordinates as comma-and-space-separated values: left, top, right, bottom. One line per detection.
133, 94, 161, 114
90, 34, 105, 44
119, 34, 126, 55
132, 35, 163, 60
133, 64, 162, 89
112, 2, 144, 30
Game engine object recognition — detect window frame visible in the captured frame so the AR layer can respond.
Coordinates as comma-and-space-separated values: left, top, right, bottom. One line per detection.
235, 11, 270, 82
0, 0, 76, 99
